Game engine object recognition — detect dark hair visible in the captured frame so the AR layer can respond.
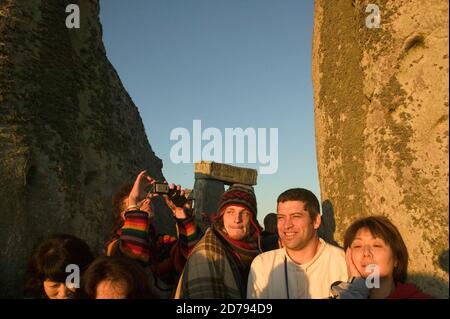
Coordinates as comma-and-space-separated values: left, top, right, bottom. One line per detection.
110, 183, 133, 236
277, 188, 321, 221
24, 234, 94, 298
112, 183, 133, 218
82, 256, 157, 299
263, 213, 277, 230
343, 216, 409, 283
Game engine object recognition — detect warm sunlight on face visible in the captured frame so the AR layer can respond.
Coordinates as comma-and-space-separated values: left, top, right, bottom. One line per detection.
277, 201, 320, 251
43, 280, 76, 299
222, 205, 251, 241
350, 228, 396, 280
96, 279, 128, 299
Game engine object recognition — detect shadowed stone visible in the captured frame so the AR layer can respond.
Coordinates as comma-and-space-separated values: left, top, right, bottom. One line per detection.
0, 0, 174, 297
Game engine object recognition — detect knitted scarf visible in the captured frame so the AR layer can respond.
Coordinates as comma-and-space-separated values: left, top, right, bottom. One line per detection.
214, 226, 261, 290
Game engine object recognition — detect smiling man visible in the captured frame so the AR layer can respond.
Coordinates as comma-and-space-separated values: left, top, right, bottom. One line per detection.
247, 188, 347, 299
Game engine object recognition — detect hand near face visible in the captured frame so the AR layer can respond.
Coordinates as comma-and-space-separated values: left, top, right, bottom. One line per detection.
346, 248, 364, 279
348, 228, 397, 281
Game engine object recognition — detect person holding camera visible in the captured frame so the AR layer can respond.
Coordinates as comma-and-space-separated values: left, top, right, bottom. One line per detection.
105, 170, 202, 298
174, 184, 262, 299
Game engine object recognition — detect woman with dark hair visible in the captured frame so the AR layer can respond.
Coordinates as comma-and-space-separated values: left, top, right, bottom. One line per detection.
82, 256, 157, 299
24, 234, 94, 299
331, 216, 432, 299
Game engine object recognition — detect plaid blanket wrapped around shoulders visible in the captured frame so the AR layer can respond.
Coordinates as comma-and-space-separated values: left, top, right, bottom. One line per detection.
175, 227, 245, 299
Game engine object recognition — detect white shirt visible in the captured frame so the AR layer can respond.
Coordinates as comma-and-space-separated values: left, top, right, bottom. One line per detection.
247, 238, 348, 299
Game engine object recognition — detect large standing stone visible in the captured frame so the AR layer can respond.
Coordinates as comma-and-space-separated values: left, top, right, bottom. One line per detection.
313, 0, 448, 297
0, 0, 174, 297
192, 175, 225, 231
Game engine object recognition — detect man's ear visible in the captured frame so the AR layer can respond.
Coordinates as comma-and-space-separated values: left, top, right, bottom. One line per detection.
313, 213, 321, 230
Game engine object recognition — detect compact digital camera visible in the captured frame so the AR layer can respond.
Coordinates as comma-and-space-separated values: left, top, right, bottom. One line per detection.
149, 182, 187, 208
150, 183, 170, 194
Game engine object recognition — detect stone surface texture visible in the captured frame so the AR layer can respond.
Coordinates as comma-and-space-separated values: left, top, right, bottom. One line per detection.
313, 0, 448, 298
0, 0, 174, 297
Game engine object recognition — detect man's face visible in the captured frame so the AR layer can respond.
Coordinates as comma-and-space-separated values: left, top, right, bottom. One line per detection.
222, 205, 251, 241
277, 201, 320, 251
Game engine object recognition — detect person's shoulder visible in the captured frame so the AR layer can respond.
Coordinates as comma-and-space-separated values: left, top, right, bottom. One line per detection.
389, 282, 434, 299
320, 238, 345, 255
188, 229, 210, 252
189, 228, 225, 258
253, 248, 283, 264
322, 240, 345, 256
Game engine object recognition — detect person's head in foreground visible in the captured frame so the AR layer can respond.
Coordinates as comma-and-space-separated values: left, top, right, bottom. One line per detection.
343, 216, 432, 299
82, 256, 157, 299
25, 234, 94, 299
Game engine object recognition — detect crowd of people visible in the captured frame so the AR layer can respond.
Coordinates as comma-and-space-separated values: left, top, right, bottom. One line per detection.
23, 170, 433, 299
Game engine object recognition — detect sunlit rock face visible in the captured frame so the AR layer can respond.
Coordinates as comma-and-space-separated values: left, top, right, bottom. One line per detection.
313, 0, 448, 297
0, 0, 174, 297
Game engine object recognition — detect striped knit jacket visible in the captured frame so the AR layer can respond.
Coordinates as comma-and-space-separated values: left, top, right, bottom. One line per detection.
105, 208, 202, 290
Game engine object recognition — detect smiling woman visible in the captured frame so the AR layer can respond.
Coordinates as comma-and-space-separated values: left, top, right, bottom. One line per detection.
331, 216, 434, 299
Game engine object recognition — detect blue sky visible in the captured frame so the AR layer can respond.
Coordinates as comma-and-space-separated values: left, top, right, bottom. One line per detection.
99, 0, 318, 225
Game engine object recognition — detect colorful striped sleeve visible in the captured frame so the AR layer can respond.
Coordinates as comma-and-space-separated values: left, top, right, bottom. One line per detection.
175, 208, 203, 259
117, 210, 153, 263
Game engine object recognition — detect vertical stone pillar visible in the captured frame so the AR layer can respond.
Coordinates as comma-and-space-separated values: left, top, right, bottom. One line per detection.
193, 174, 225, 232
313, 0, 448, 297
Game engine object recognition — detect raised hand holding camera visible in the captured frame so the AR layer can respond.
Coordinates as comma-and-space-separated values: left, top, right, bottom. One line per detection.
128, 173, 190, 219
123, 170, 158, 220
162, 183, 191, 219
128, 170, 154, 207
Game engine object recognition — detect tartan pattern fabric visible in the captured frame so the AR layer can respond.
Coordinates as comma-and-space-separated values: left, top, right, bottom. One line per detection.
175, 227, 257, 299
